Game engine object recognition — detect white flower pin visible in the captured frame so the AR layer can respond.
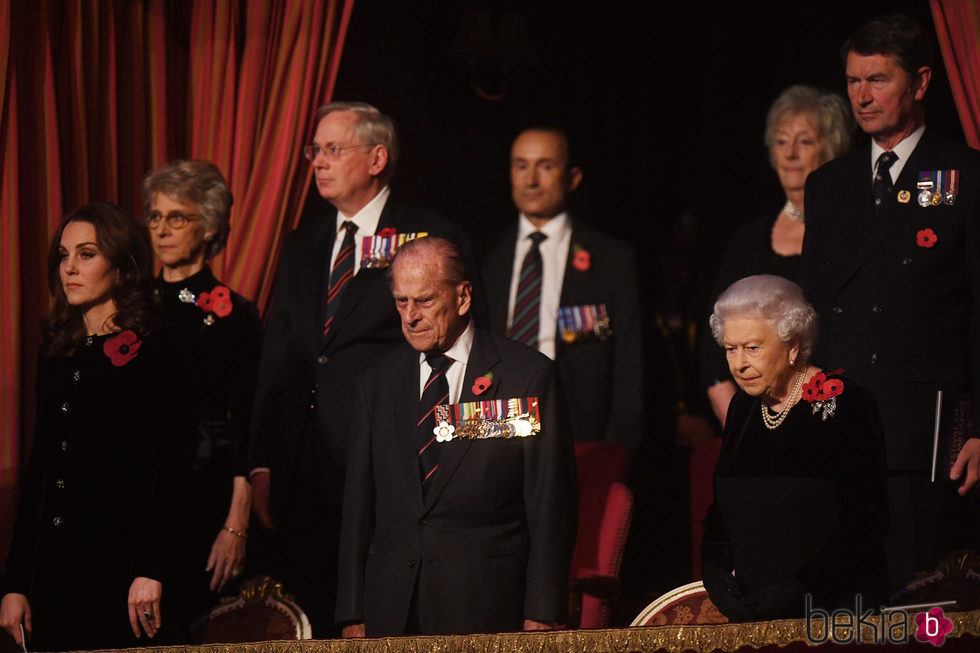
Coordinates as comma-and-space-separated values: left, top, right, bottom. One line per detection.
433, 420, 455, 442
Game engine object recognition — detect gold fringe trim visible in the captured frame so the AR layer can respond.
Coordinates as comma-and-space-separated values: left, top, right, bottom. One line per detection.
82, 609, 980, 653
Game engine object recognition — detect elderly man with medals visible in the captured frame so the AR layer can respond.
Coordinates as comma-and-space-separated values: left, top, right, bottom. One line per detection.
336, 236, 577, 637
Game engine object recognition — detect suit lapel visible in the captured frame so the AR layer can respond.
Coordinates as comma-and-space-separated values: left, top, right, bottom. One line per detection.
834, 133, 932, 294
556, 220, 592, 357
393, 349, 426, 509
303, 214, 338, 353
421, 328, 501, 514
485, 223, 518, 335
321, 199, 401, 351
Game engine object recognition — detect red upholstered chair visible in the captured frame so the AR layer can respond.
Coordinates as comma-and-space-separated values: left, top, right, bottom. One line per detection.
190, 575, 312, 643
569, 481, 634, 628
630, 580, 728, 626
574, 441, 630, 485
689, 436, 722, 580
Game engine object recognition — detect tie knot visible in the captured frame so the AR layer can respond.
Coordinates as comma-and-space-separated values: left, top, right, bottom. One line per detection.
341, 220, 358, 236
426, 353, 451, 373
876, 151, 898, 173
528, 231, 546, 247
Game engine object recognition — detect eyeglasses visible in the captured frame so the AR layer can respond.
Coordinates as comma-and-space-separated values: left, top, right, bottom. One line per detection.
145, 211, 202, 229
302, 143, 369, 161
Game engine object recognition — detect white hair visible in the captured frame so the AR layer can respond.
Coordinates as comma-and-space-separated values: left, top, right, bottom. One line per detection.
709, 275, 818, 364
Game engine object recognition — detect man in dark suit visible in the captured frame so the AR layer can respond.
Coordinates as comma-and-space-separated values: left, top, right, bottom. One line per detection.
249, 102, 476, 633
482, 127, 643, 447
800, 15, 980, 592
336, 237, 576, 636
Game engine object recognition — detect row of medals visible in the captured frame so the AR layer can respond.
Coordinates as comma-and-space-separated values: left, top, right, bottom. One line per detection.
561, 316, 613, 344
899, 185, 956, 207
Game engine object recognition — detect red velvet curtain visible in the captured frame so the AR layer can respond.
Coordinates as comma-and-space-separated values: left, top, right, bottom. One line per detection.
0, 0, 354, 567
931, 0, 980, 148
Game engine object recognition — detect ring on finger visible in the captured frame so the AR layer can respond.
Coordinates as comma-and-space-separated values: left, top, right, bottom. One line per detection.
144, 610, 154, 620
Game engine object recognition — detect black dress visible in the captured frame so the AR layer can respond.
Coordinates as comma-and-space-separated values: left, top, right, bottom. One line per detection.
2, 331, 180, 651
699, 215, 801, 388
154, 266, 260, 628
701, 374, 889, 619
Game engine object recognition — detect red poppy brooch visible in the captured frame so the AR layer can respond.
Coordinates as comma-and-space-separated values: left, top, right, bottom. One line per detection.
472, 372, 494, 396
104, 330, 141, 367
916, 228, 937, 248
801, 369, 844, 421
572, 244, 591, 271
378, 227, 397, 237
197, 285, 233, 324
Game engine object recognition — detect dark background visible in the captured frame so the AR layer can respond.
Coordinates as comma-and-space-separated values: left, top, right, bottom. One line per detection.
332, 0, 963, 282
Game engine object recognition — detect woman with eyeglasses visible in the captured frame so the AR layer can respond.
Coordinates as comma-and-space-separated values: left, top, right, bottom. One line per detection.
1, 202, 182, 650
142, 160, 260, 635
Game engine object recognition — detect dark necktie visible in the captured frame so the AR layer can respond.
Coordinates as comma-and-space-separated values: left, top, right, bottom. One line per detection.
873, 151, 898, 216
323, 220, 358, 335
417, 353, 451, 491
508, 231, 546, 348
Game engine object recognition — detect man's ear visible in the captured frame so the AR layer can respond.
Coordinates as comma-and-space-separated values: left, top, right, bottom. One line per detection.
456, 281, 472, 317
913, 66, 931, 101
368, 145, 390, 177
567, 166, 583, 193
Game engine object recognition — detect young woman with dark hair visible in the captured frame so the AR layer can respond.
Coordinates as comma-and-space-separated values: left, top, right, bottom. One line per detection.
1, 202, 183, 651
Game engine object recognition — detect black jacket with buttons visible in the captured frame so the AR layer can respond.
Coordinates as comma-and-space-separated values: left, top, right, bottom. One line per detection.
801, 129, 980, 471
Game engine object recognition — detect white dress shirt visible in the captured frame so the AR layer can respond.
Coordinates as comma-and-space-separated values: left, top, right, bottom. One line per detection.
870, 125, 925, 184
418, 320, 475, 403
329, 185, 391, 275
505, 213, 572, 360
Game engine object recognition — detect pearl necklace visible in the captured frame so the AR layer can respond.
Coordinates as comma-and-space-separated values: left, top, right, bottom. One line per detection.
783, 200, 804, 223
760, 368, 807, 430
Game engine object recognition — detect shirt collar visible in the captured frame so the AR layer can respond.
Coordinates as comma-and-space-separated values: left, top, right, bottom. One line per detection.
338, 185, 390, 235
421, 318, 475, 367
871, 125, 925, 174
517, 211, 571, 242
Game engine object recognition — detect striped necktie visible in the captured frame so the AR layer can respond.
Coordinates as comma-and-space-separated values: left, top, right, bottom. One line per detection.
323, 220, 358, 335
508, 231, 546, 348
417, 353, 451, 492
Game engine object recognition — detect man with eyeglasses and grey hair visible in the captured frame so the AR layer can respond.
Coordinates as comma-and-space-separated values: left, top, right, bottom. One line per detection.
248, 102, 478, 634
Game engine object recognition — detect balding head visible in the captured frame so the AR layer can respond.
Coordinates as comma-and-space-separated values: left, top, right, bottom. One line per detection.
390, 237, 472, 353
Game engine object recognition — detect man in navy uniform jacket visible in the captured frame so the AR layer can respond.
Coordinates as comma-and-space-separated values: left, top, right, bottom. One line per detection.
800, 14, 980, 592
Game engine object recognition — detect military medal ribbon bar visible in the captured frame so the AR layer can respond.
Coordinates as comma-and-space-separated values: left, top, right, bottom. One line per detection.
918, 170, 959, 207
433, 397, 541, 441
558, 303, 612, 343
360, 232, 429, 268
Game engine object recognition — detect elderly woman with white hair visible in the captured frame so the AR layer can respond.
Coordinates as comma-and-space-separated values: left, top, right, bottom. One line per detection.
700, 275, 888, 621
701, 85, 854, 428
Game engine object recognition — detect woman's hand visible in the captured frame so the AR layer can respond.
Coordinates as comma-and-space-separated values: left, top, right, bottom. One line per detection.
207, 476, 251, 591
0, 593, 31, 646
207, 528, 246, 592
127, 577, 162, 638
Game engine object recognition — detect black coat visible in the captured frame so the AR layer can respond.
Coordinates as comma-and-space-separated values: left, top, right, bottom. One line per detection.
701, 376, 888, 618
155, 266, 260, 624
801, 130, 980, 471
482, 218, 643, 448
335, 328, 577, 635
249, 198, 479, 513
2, 331, 182, 651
